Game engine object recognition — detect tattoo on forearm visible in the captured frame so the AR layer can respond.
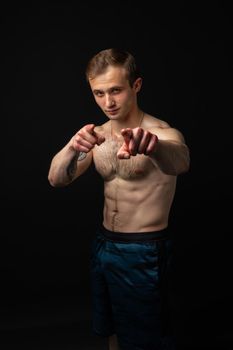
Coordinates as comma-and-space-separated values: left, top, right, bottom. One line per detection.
66, 153, 79, 180
77, 152, 87, 161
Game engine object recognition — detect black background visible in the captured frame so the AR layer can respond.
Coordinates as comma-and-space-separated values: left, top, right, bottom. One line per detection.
2, 1, 233, 349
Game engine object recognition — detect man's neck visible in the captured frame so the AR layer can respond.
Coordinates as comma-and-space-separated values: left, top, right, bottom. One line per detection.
111, 110, 144, 137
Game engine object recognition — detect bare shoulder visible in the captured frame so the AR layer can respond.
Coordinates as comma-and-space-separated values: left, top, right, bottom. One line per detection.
144, 114, 170, 129
144, 114, 186, 143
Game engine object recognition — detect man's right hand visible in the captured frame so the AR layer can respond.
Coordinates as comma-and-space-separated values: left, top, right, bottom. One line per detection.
71, 124, 105, 153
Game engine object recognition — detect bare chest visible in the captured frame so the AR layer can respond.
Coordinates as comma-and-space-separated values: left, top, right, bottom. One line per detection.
93, 138, 154, 181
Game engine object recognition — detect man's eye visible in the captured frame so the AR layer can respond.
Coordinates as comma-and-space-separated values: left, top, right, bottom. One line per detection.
95, 91, 104, 97
112, 89, 120, 94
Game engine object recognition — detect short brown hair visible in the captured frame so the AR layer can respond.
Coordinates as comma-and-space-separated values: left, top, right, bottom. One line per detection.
85, 48, 140, 87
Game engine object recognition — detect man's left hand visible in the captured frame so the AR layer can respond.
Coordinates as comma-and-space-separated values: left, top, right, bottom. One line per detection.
117, 127, 158, 159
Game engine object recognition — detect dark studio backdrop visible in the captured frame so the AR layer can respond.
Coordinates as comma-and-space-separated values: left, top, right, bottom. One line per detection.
2, 1, 233, 349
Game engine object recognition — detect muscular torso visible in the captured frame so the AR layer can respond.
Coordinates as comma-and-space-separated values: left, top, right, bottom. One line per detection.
93, 121, 177, 233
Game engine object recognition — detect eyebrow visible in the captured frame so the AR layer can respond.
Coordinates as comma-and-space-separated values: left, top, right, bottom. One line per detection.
93, 86, 123, 93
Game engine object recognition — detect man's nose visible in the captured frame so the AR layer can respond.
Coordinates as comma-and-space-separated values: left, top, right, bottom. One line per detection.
105, 94, 115, 108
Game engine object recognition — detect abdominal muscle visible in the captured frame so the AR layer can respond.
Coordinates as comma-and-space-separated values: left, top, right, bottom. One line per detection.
103, 173, 177, 233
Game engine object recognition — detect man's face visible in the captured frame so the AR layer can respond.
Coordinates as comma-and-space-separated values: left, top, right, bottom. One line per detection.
89, 66, 141, 121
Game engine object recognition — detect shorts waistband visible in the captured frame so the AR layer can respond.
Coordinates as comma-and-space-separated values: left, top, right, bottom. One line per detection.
99, 225, 170, 242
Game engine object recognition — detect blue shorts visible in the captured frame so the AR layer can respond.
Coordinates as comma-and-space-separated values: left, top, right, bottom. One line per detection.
90, 226, 175, 350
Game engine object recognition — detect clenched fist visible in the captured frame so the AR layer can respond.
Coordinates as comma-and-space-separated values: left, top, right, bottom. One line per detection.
72, 124, 105, 153
117, 127, 158, 159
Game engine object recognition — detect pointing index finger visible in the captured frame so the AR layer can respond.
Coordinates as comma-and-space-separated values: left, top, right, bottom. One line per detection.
93, 127, 105, 145
121, 128, 133, 144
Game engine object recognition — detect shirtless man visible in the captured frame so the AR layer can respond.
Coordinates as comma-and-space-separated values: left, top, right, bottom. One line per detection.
48, 48, 190, 350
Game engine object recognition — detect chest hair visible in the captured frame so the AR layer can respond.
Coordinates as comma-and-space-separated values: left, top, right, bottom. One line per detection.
93, 138, 154, 180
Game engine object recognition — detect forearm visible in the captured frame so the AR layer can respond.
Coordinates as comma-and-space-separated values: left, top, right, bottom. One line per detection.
48, 141, 80, 187
149, 140, 190, 175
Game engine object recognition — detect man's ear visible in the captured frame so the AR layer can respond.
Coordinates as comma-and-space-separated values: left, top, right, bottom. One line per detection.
133, 77, 142, 93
